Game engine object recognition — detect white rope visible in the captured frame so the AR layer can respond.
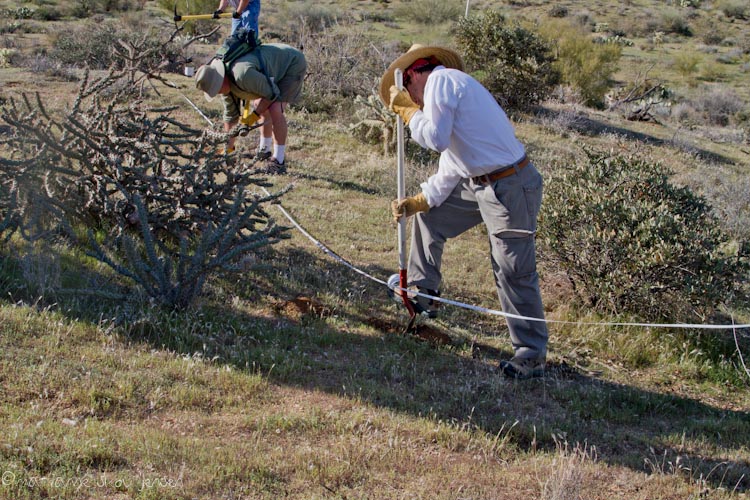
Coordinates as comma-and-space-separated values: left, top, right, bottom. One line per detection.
261, 188, 750, 331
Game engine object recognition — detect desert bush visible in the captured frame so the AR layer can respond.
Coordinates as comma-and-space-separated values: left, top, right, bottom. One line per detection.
692, 84, 744, 125
25, 54, 79, 80
702, 30, 724, 46
720, 0, 748, 20
50, 21, 184, 71
660, 9, 692, 36
299, 28, 400, 115
270, 0, 343, 43
699, 61, 726, 82
0, 38, 290, 308
454, 10, 559, 112
31, 6, 62, 21
69, 0, 95, 18
539, 19, 622, 108
395, 0, 462, 25
672, 52, 701, 84
538, 148, 748, 322
548, 4, 568, 18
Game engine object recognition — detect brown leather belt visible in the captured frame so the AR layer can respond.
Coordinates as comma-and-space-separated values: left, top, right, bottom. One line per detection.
471, 155, 529, 185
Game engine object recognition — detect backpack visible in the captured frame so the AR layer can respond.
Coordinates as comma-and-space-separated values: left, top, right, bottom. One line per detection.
214, 27, 259, 71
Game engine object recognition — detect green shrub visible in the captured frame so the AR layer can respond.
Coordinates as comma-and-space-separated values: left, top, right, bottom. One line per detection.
720, 0, 748, 20
661, 9, 692, 36
454, 11, 559, 112
395, 0, 462, 25
539, 19, 621, 108
672, 52, 701, 84
31, 6, 62, 21
548, 4, 568, 18
539, 148, 748, 323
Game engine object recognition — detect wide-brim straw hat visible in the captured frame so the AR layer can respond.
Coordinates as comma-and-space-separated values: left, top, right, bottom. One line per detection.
379, 44, 464, 105
195, 58, 226, 102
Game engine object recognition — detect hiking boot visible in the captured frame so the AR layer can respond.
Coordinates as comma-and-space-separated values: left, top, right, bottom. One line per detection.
386, 275, 440, 318
254, 149, 272, 161
258, 158, 287, 175
499, 357, 546, 380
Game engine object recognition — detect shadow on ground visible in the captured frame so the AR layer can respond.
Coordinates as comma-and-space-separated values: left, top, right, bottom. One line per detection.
531, 106, 740, 166
6, 238, 749, 492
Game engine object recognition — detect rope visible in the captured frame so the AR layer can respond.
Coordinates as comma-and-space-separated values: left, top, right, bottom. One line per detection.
261, 187, 750, 331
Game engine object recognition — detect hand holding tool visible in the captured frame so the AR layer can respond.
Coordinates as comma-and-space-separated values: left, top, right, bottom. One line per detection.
389, 85, 419, 124
391, 193, 429, 223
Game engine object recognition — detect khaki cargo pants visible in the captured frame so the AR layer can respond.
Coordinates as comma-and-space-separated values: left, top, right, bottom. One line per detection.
408, 162, 548, 359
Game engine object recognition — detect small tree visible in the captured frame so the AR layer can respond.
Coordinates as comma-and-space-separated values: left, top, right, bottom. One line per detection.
454, 10, 560, 112
539, 148, 748, 323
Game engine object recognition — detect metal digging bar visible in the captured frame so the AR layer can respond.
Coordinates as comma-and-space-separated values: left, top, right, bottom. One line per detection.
394, 68, 418, 334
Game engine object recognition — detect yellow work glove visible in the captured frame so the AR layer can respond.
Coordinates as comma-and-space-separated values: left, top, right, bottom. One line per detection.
240, 104, 261, 126
389, 85, 419, 124
391, 192, 429, 223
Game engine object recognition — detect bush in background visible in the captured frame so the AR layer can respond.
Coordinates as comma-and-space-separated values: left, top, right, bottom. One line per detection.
50, 20, 184, 71
660, 9, 692, 36
395, 0, 463, 25
298, 28, 400, 115
454, 10, 559, 112
539, 148, 748, 323
720, 0, 748, 20
691, 84, 745, 126
539, 19, 622, 108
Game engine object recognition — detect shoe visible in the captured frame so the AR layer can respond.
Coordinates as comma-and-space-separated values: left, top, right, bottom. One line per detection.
499, 357, 546, 380
254, 149, 272, 161
386, 275, 440, 318
258, 158, 287, 175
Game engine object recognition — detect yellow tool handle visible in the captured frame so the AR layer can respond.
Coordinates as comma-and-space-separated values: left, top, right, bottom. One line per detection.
174, 12, 233, 21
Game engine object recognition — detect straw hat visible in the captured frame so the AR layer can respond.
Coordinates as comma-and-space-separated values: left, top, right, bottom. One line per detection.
379, 44, 464, 105
195, 58, 226, 102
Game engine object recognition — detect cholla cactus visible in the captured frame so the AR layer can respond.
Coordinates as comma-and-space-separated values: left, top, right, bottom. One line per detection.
0, 35, 290, 308
349, 93, 397, 155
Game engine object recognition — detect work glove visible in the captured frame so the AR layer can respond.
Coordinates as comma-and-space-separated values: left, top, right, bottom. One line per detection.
389, 85, 419, 124
391, 192, 429, 223
240, 107, 261, 127
218, 146, 235, 155
232, 10, 241, 18
212, 9, 223, 18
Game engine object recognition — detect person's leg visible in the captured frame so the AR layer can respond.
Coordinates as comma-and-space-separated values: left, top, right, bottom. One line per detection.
475, 164, 548, 363
408, 180, 483, 291
267, 102, 287, 163
256, 114, 273, 159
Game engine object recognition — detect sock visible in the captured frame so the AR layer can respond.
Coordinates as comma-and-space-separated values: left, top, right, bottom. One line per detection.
259, 136, 273, 153
273, 144, 286, 164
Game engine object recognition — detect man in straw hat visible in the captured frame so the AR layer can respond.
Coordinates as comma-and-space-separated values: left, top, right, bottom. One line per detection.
195, 43, 306, 173
383, 44, 548, 379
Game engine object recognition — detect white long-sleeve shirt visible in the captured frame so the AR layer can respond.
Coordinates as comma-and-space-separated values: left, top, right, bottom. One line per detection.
408, 66, 526, 208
